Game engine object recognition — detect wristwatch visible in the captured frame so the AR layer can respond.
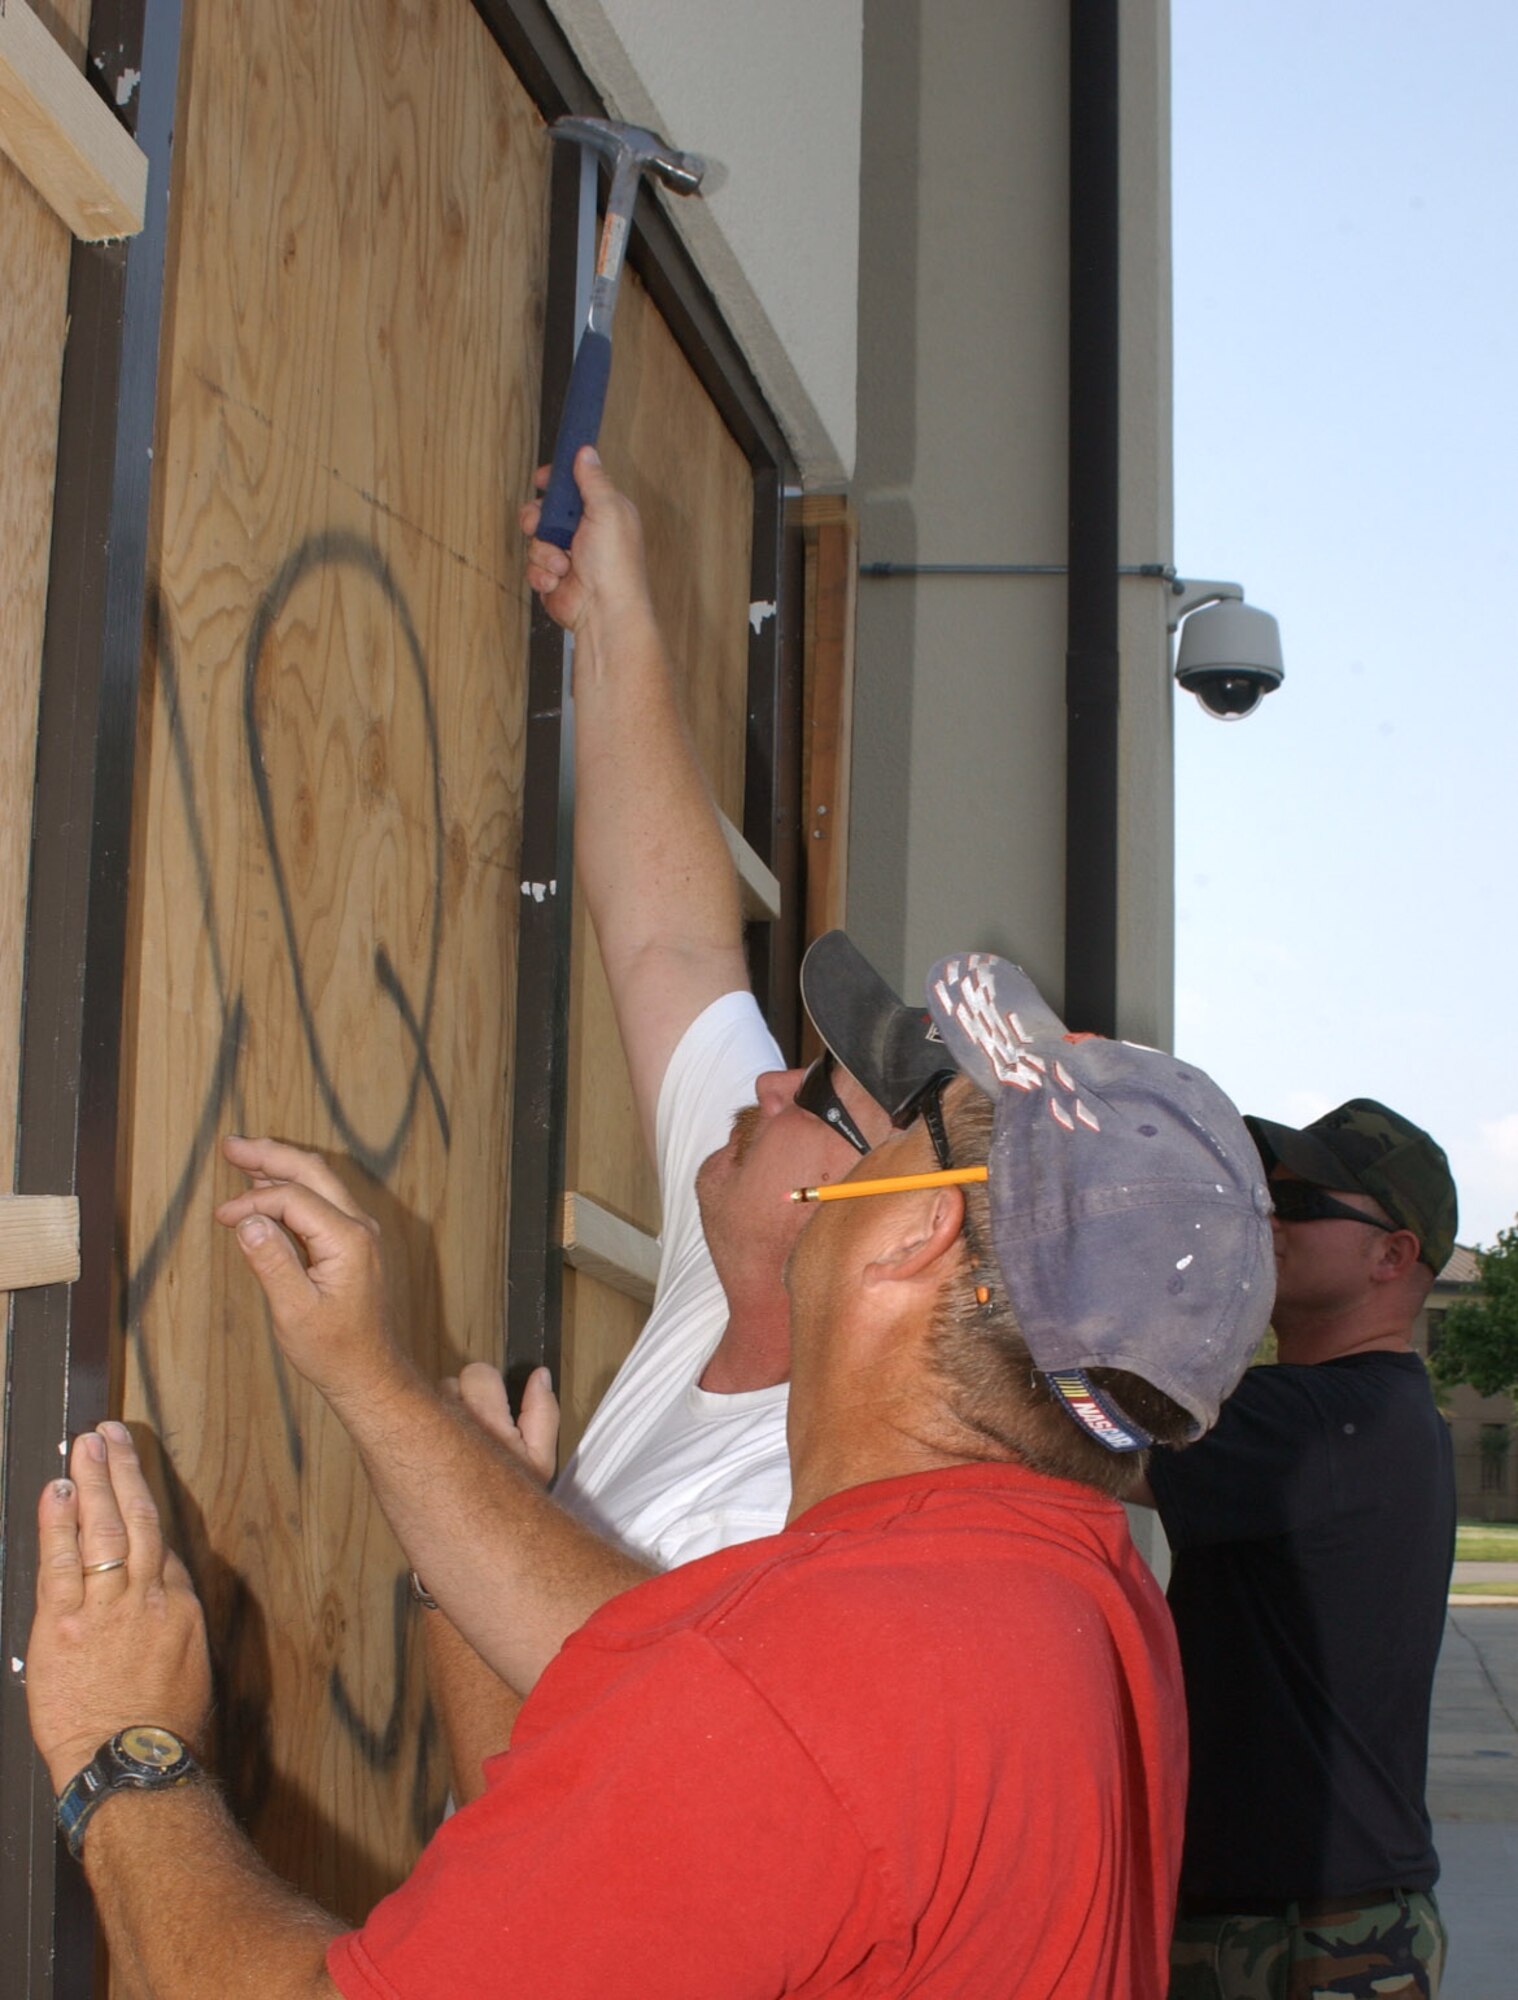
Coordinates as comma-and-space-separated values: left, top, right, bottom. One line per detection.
56, 1725, 201, 1859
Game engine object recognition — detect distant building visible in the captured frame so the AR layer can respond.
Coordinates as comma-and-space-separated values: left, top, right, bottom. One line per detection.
1415, 1246, 1516, 1522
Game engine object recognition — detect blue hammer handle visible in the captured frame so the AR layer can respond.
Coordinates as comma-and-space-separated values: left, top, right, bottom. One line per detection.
536, 331, 613, 549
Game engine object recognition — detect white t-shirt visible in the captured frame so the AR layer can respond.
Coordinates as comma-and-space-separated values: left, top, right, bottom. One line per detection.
552, 991, 792, 1568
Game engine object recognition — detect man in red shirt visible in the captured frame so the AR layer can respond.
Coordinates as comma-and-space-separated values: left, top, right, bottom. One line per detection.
26, 952, 1275, 1997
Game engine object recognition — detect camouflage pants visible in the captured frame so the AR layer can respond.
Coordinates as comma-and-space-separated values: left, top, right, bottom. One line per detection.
1169, 1890, 1446, 1999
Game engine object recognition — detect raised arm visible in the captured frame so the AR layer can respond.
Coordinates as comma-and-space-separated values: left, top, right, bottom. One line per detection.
217, 1138, 655, 1696
523, 448, 748, 1150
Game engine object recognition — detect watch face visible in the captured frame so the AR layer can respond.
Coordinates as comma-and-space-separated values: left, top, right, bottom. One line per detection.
117, 1725, 187, 1772
58, 1726, 199, 1860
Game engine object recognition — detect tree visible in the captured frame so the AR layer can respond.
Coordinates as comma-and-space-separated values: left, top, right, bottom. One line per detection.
1431, 1223, 1518, 1400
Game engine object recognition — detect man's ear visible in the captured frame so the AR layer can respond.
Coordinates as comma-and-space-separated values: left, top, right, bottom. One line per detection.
862, 1186, 966, 1288
1370, 1228, 1423, 1285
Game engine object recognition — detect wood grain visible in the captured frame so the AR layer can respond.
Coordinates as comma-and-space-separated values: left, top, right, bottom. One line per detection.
557, 265, 754, 1463
0, 0, 147, 238
119, 0, 547, 1920
0, 0, 90, 1524
0, 1195, 79, 1289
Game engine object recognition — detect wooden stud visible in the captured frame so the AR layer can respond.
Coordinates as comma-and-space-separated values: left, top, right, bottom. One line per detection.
0, 1194, 79, 1289
561, 1191, 659, 1305
800, 496, 858, 1059
0, 0, 148, 239
801, 496, 857, 936
717, 806, 782, 922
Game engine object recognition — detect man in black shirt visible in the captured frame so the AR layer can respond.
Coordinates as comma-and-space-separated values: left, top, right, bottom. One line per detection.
1147, 1098, 1458, 1999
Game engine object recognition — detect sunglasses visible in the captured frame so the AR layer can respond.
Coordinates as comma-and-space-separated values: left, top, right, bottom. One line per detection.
793, 1072, 968, 1203
1269, 1181, 1399, 1232
792, 1052, 873, 1155
795, 1050, 963, 1155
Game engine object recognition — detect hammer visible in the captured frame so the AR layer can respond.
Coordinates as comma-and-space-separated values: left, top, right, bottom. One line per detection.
535, 118, 706, 549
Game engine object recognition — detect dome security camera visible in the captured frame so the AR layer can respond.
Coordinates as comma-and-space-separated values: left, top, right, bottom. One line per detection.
1173, 598, 1284, 722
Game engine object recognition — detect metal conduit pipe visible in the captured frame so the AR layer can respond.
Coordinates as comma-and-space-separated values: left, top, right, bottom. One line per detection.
1063, 0, 1122, 1037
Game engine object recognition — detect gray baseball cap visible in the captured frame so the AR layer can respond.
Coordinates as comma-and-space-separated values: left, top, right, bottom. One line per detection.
926, 953, 1275, 1448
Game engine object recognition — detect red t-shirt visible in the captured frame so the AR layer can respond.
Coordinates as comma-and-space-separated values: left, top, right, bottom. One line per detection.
330, 1463, 1184, 1998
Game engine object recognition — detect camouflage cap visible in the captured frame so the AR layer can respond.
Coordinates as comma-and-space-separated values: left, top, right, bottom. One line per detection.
1244, 1098, 1458, 1273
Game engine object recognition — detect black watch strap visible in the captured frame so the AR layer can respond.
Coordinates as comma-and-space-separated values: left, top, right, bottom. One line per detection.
56, 1726, 201, 1859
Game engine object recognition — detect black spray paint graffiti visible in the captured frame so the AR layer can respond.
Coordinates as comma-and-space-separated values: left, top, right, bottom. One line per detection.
128, 539, 454, 1837
243, 534, 450, 1180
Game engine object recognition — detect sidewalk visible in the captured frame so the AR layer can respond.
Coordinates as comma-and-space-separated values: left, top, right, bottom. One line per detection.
1430, 1607, 1518, 1996
1450, 1559, 1518, 1605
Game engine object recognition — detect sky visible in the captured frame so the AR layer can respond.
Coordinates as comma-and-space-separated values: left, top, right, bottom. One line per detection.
1170, 0, 1518, 1251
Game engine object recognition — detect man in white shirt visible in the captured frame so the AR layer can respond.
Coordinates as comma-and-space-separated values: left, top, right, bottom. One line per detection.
420, 448, 945, 1795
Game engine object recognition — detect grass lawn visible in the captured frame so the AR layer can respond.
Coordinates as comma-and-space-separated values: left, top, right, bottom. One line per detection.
1455, 1522, 1518, 1562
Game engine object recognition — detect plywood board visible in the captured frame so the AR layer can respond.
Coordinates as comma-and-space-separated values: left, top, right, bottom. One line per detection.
0, 0, 90, 1553
557, 265, 753, 1462
120, 0, 547, 1919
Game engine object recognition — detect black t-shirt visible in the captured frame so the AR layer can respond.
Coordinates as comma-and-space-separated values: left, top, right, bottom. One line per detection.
1149, 1351, 1454, 1901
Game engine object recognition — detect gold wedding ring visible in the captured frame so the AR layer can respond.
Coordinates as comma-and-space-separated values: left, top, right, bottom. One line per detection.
81, 1558, 127, 1576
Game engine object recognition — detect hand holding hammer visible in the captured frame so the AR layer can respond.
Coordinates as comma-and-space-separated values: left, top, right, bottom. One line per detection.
536, 118, 705, 549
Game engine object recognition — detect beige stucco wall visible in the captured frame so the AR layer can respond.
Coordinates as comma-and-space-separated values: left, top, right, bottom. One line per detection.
549, 0, 863, 482
1115, 1, 1175, 1050
848, 0, 1175, 1056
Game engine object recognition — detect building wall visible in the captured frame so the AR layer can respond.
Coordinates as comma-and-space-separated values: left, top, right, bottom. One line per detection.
549, 0, 863, 483
1442, 1385, 1517, 1523
1115, 1, 1176, 1049
1418, 1273, 1517, 1522
848, 0, 1175, 1053
547, 2, 1177, 1046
